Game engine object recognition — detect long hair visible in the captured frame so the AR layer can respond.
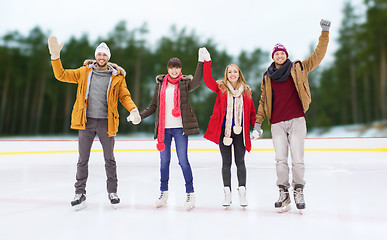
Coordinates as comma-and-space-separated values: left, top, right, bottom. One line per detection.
217, 64, 252, 98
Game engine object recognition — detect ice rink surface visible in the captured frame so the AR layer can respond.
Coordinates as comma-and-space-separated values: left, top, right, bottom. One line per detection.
0, 137, 386, 240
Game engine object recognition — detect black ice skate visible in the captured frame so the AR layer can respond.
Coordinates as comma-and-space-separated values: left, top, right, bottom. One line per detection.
293, 184, 306, 211
275, 185, 291, 213
108, 193, 120, 209
71, 193, 86, 211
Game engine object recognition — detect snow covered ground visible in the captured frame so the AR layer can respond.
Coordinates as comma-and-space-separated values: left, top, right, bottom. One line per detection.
307, 120, 387, 138
0, 136, 386, 240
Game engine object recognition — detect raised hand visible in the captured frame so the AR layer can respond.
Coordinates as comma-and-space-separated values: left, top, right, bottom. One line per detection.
200, 47, 211, 61
320, 19, 331, 32
48, 36, 64, 60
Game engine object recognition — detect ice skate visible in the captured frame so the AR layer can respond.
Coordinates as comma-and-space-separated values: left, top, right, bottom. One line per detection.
275, 186, 291, 213
108, 192, 120, 209
237, 186, 248, 208
293, 184, 306, 212
71, 193, 86, 211
155, 191, 168, 208
184, 192, 195, 211
223, 187, 232, 207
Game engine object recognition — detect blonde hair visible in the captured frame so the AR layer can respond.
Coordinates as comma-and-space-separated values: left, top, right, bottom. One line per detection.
217, 64, 252, 97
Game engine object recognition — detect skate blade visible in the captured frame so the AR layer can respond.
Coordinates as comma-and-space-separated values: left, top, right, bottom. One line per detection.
184, 205, 195, 211
111, 203, 119, 209
222, 202, 231, 208
73, 202, 87, 211
155, 201, 167, 208
276, 204, 291, 213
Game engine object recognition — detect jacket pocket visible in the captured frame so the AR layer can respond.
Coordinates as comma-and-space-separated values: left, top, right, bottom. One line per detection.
72, 107, 85, 128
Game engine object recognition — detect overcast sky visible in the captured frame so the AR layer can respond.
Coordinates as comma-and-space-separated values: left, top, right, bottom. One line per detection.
1, 0, 365, 65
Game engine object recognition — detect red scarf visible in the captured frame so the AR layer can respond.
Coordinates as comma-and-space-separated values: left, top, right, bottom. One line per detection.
156, 73, 183, 151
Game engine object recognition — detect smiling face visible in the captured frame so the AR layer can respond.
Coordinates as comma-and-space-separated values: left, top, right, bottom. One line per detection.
95, 52, 109, 70
273, 50, 287, 67
168, 67, 182, 79
226, 65, 240, 87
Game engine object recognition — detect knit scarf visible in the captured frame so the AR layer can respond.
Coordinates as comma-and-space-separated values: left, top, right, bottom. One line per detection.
267, 59, 293, 82
156, 73, 183, 151
223, 82, 244, 146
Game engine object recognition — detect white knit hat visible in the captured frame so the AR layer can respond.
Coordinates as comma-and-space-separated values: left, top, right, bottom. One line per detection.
95, 42, 111, 60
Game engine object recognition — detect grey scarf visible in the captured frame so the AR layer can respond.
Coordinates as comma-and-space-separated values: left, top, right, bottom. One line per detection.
267, 59, 293, 82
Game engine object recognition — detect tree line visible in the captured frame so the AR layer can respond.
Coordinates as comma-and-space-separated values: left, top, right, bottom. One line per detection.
0, 0, 386, 137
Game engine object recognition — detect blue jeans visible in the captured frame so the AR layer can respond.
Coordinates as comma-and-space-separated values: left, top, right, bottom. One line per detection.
159, 128, 194, 193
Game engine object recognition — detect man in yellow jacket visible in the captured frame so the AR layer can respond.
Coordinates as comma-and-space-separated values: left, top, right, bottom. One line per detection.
253, 19, 331, 213
48, 36, 141, 210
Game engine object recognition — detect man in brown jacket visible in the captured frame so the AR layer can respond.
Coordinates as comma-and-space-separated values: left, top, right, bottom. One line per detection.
253, 19, 331, 212
48, 36, 141, 210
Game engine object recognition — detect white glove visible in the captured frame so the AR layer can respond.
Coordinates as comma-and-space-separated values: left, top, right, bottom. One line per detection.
48, 36, 64, 60
200, 47, 211, 61
198, 48, 204, 62
320, 19, 331, 32
127, 108, 141, 125
252, 123, 263, 139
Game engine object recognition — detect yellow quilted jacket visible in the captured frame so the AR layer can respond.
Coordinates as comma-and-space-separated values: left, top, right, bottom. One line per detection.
51, 59, 137, 136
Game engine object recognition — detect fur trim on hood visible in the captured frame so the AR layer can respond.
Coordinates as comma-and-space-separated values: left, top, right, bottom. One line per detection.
83, 59, 126, 77
155, 74, 193, 83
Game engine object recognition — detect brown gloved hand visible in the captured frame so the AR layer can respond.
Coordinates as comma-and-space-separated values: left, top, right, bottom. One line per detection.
48, 36, 64, 60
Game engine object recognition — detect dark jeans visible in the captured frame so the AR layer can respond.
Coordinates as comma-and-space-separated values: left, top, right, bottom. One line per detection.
219, 127, 246, 188
159, 128, 194, 193
75, 118, 117, 194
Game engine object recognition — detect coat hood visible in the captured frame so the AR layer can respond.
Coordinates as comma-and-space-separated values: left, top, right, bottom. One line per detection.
83, 59, 126, 77
155, 74, 193, 83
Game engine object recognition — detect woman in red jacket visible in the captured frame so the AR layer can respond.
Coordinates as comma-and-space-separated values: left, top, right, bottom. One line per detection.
200, 47, 256, 208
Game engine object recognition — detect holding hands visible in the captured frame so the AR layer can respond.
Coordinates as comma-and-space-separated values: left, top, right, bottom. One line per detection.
198, 47, 211, 62
320, 19, 331, 32
127, 108, 141, 125
48, 36, 64, 60
252, 123, 263, 139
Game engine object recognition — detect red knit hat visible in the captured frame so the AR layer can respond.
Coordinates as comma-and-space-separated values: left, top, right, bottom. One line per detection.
272, 43, 288, 59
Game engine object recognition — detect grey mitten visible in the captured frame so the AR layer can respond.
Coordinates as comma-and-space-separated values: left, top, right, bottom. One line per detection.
320, 19, 331, 32
252, 123, 263, 139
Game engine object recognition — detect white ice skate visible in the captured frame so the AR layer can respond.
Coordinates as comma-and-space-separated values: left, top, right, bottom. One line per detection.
275, 187, 291, 213
184, 193, 195, 211
237, 186, 248, 208
155, 191, 168, 208
71, 193, 87, 211
108, 192, 120, 209
223, 187, 232, 207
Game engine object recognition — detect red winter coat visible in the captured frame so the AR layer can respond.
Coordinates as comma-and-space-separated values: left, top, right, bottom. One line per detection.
203, 61, 256, 152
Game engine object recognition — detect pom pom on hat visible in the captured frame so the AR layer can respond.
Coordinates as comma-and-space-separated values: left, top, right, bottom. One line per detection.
95, 42, 111, 60
272, 43, 288, 59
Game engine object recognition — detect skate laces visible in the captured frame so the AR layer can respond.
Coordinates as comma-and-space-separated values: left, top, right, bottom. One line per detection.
73, 194, 83, 201
294, 189, 305, 203
159, 192, 165, 200
186, 193, 192, 202
109, 193, 119, 200
277, 190, 288, 202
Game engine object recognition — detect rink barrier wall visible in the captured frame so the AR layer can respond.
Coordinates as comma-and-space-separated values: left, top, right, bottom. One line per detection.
0, 138, 386, 155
